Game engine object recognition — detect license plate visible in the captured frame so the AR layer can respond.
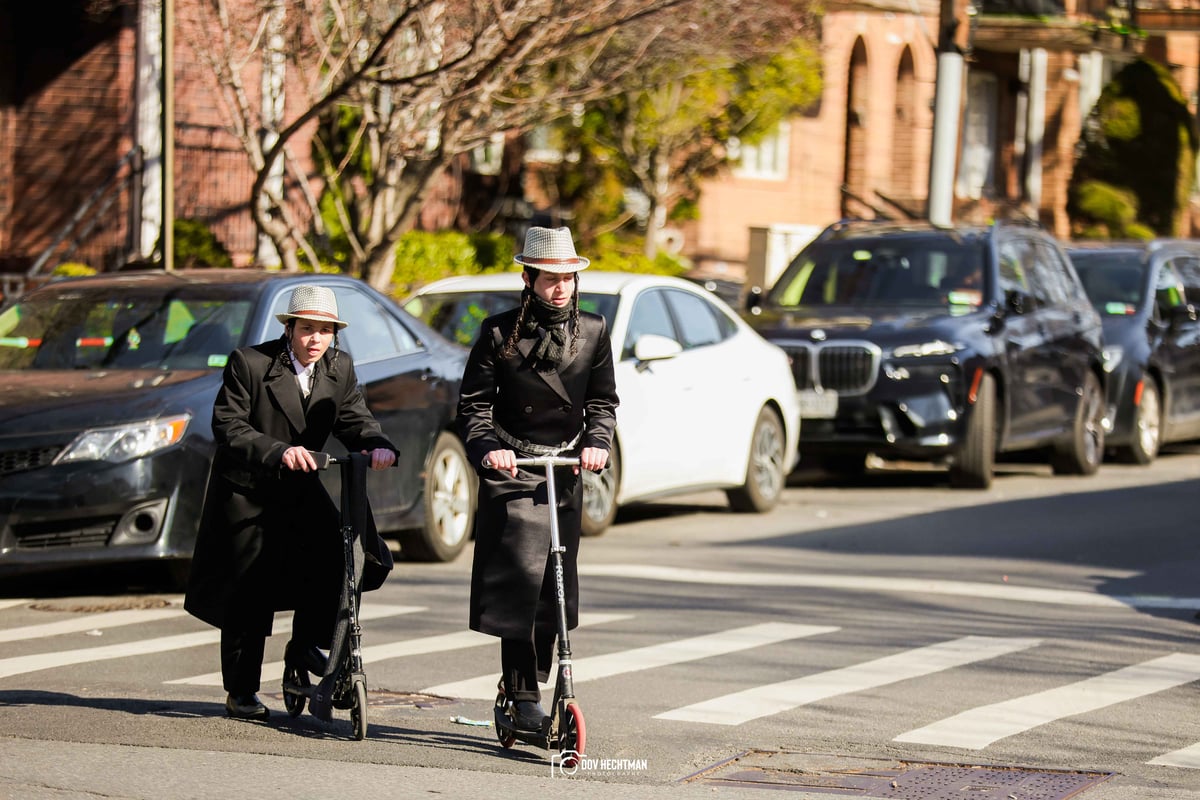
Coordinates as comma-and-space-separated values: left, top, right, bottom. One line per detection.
798, 389, 838, 419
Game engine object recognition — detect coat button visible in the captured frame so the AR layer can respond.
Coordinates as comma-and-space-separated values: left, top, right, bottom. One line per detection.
524, 405, 533, 414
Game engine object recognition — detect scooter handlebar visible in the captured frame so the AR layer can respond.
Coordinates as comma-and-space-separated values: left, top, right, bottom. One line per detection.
483, 455, 581, 469
308, 451, 398, 470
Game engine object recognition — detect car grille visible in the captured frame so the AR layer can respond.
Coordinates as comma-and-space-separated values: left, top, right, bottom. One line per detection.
12, 517, 118, 549
783, 342, 881, 395
0, 446, 63, 477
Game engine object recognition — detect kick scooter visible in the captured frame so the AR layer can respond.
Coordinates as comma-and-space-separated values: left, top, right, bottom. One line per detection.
487, 454, 586, 767
281, 452, 372, 740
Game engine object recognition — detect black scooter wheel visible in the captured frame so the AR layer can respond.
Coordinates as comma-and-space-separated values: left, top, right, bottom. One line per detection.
350, 678, 368, 740
560, 702, 585, 765
283, 666, 308, 718
494, 692, 517, 748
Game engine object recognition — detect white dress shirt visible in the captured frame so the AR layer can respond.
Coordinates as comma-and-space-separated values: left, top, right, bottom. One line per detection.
288, 351, 315, 397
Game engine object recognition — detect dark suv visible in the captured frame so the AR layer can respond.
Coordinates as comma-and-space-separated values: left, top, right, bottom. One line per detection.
744, 220, 1107, 488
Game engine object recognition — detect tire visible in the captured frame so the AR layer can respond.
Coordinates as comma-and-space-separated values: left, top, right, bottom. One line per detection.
949, 372, 996, 489
400, 432, 476, 562
1115, 375, 1161, 465
726, 406, 786, 513
282, 666, 307, 718
560, 702, 586, 766
1051, 371, 1105, 476
581, 447, 620, 537
350, 678, 368, 741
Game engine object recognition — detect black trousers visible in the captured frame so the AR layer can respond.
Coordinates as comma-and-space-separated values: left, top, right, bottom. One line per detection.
220, 597, 337, 695
501, 629, 556, 703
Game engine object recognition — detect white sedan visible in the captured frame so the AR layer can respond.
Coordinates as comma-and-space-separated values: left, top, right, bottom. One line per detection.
403, 272, 801, 536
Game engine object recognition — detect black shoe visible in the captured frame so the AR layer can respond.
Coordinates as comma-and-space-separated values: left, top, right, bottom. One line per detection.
512, 700, 548, 732
285, 641, 328, 677
225, 693, 269, 721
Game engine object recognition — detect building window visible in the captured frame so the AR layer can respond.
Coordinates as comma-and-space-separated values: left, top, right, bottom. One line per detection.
732, 122, 791, 181
956, 72, 997, 200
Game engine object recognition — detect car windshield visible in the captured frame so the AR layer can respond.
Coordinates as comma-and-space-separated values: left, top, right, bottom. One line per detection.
1069, 251, 1147, 315
0, 283, 253, 371
403, 290, 618, 348
767, 238, 986, 311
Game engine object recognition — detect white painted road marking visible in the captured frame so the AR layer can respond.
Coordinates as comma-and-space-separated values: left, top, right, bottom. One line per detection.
168, 612, 632, 687
0, 599, 32, 611
896, 653, 1200, 749
657, 636, 1041, 725
423, 622, 838, 699
0, 609, 189, 644
0, 605, 423, 681
1149, 743, 1200, 769
579, 564, 1200, 610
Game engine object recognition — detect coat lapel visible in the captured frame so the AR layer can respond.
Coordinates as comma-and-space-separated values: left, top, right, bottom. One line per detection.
515, 336, 572, 403
265, 357, 307, 434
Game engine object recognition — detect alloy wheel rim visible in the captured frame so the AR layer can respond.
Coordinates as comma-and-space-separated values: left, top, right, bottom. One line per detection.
431, 450, 471, 547
751, 420, 784, 499
583, 468, 616, 521
1138, 384, 1161, 458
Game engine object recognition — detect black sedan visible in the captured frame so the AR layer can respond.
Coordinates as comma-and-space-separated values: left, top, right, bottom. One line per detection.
0, 269, 476, 588
1068, 241, 1200, 464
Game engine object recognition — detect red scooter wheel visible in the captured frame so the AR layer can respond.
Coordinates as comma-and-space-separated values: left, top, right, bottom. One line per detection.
559, 702, 586, 766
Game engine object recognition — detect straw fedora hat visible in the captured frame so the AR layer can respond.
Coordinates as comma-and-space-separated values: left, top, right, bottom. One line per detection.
514, 226, 590, 273
275, 284, 349, 330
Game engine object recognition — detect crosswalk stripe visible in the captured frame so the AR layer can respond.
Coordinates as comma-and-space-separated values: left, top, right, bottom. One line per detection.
167, 612, 632, 687
423, 622, 837, 700
0, 609, 189, 644
1149, 743, 1200, 769
656, 635, 1041, 726
0, 605, 422, 681
579, 564, 1200, 610
895, 653, 1200, 750
0, 600, 32, 611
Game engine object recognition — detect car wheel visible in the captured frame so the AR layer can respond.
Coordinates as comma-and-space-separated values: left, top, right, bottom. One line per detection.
1115, 375, 1161, 465
949, 372, 996, 489
1051, 371, 1105, 476
726, 406, 786, 513
400, 432, 475, 562
581, 447, 619, 537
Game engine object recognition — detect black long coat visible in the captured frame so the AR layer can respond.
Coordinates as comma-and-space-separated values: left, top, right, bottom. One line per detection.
184, 338, 396, 634
457, 307, 618, 640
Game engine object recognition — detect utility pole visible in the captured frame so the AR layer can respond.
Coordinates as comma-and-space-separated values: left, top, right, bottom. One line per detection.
927, 0, 973, 225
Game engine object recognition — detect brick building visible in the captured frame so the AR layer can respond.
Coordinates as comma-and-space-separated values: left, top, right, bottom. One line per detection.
3, 0, 1200, 299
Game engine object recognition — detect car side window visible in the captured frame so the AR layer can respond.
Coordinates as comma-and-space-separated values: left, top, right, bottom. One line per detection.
1154, 259, 1188, 322
1027, 239, 1070, 307
662, 289, 733, 349
624, 289, 677, 360
996, 238, 1035, 309
335, 288, 420, 363
1172, 256, 1200, 305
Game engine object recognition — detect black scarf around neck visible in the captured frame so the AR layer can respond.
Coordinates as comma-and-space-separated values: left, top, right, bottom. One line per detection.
520, 289, 572, 367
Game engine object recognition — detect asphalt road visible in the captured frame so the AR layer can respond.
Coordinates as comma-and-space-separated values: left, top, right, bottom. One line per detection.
4, 446, 1200, 800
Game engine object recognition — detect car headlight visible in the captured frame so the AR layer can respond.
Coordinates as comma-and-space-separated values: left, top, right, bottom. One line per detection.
55, 414, 191, 464
891, 340, 962, 358
1101, 345, 1124, 373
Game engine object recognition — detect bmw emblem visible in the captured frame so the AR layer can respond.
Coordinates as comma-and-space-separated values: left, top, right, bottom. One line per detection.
811, 329, 827, 341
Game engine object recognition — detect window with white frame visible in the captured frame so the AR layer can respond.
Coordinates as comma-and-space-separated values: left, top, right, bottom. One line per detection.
732, 121, 791, 180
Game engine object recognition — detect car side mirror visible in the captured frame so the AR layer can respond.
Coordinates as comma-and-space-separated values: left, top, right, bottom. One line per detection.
1004, 289, 1027, 315
633, 334, 683, 363
1169, 302, 1198, 327
745, 286, 764, 314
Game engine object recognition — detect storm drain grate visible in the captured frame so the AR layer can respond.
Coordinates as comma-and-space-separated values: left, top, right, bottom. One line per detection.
683, 751, 1113, 799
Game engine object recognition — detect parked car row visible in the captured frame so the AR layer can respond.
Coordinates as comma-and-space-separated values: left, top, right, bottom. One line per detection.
6, 224, 1200, 585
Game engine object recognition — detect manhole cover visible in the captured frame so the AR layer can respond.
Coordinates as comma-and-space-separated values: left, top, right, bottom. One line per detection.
263, 690, 457, 710
30, 597, 176, 613
684, 751, 1113, 799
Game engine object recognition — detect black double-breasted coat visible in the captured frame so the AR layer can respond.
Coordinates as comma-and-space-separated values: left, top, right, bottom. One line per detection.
457, 307, 619, 640
184, 337, 396, 635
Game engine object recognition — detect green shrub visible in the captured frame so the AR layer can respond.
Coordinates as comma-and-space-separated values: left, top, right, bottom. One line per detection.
172, 219, 233, 268
51, 262, 97, 278
392, 230, 517, 295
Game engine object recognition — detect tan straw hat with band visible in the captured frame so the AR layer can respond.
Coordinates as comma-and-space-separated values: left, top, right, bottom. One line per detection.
275, 284, 350, 330
514, 226, 590, 273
